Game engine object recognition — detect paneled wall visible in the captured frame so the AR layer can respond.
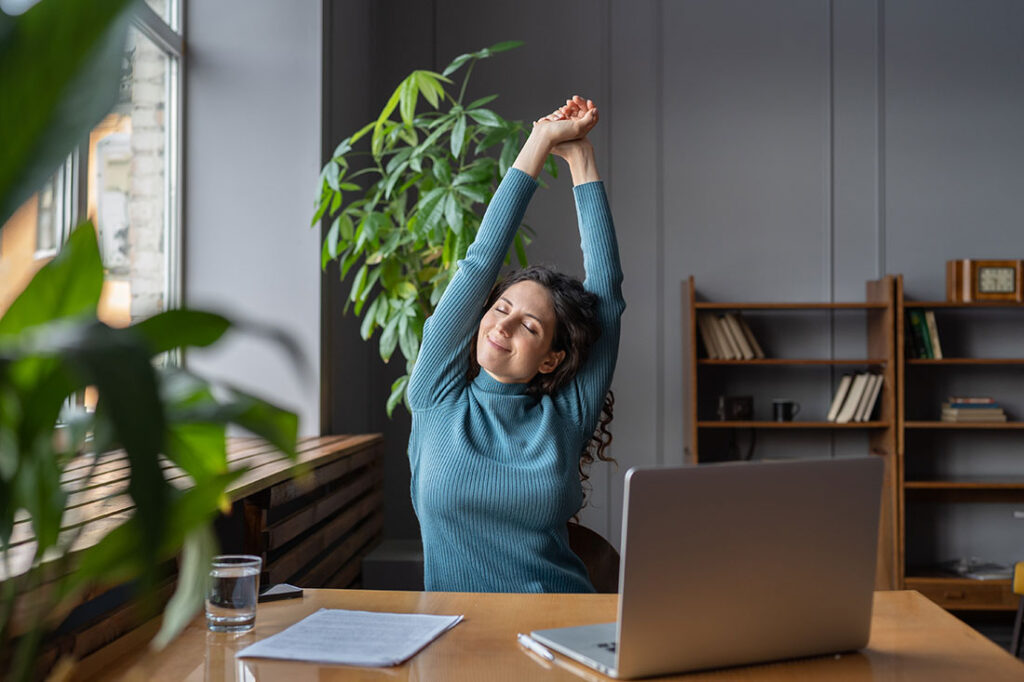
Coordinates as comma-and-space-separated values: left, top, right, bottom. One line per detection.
323, 0, 1024, 558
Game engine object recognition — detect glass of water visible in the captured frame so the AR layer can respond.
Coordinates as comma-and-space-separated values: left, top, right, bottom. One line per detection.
206, 555, 262, 632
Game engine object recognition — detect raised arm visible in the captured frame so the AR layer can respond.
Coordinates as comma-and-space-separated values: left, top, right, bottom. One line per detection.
548, 98, 626, 431
407, 108, 599, 410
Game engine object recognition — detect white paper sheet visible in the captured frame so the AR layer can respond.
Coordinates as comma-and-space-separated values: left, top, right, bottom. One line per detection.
235, 608, 463, 667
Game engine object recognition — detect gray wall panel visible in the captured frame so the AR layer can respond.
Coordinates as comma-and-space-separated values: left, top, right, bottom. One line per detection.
320, 1, 1024, 562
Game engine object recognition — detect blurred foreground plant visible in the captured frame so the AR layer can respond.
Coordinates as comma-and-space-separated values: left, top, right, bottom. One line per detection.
0, 1, 300, 678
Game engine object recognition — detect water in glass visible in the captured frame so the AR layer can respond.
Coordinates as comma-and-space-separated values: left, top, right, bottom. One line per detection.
206, 555, 261, 632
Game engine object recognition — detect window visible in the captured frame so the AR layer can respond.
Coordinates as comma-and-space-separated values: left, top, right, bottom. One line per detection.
0, 3, 183, 326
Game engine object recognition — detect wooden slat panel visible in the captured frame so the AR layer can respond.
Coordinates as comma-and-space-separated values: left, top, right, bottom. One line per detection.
296, 512, 385, 585
267, 446, 379, 508
9, 436, 373, 544
324, 533, 382, 589
266, 490, 382, 584
265, 466, 381, 551
2, 436, 381, 581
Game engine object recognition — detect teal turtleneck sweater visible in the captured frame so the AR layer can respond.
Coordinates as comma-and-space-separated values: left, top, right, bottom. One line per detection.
406, 168, 625, 593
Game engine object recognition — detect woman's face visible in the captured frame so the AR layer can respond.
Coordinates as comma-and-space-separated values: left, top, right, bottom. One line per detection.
476, 280, 565, 384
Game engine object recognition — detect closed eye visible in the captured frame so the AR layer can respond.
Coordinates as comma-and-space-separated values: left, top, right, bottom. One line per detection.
523, 324, 537, 335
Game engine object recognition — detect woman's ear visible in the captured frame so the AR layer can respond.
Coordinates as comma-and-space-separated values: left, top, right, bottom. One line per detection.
538, 349, 566, 374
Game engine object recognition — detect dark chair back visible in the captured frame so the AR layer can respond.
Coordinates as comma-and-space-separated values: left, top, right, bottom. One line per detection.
567, 522, 620, 593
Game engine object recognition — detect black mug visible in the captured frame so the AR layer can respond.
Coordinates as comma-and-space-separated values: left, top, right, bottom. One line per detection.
772, 399, 801, 422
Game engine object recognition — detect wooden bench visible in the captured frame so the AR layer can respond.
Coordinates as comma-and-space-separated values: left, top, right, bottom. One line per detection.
1, 434, 383, 675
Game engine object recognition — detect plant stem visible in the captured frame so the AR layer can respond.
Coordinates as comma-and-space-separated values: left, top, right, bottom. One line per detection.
457, 59, 476, 105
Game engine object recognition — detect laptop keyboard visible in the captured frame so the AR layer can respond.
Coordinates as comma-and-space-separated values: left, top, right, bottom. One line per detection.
597, 641, 617, 653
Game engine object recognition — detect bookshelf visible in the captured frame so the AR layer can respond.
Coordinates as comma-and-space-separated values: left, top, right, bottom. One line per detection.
896, 276, 1024, 611
682, 276, 899, 590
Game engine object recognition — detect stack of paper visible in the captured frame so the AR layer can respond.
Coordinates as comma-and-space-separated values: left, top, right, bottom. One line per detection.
236, 608, 463, 667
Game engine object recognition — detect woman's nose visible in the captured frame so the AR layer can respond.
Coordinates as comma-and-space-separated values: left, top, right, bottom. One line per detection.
495, 317, 513, 335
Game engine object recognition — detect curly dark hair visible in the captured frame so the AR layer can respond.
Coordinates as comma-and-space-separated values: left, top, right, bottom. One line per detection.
467, 265, 617, 510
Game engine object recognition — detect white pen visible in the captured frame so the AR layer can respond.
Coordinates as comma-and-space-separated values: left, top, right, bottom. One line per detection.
517, 632, 555, 661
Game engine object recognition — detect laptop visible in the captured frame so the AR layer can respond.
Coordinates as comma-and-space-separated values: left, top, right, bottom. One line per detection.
531, 457, 883, 679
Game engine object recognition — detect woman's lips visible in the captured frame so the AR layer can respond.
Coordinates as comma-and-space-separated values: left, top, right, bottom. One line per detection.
486, 336, 510, 352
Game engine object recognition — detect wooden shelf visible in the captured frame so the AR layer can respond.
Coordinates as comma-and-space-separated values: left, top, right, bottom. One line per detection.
904, 301, 1024, 309
904, 576, 1018, 611
904, 421, 1024, 429
699, 358, 887, 366
906, 358, 1024, 365
694, 301, 887, 310
697, 421, 890, 429
905, 480, 1024, 490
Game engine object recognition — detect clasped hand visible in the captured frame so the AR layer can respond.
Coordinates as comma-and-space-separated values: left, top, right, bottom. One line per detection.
532, 95, 598, 159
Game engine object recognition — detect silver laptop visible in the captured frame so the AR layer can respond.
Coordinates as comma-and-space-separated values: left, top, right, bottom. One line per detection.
532, 457, 883, 679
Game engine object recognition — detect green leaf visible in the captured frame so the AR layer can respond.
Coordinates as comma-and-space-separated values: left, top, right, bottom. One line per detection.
339, 182, 361, 191
395, 282, 418, 299
450, 115, 467, 159
398, 75, 417, 128
164, 421, 228, 482
467, 108, 502, 127
360, 297, 381, 340
332, 136, 353, 158
327, 215, 341, 257
384, 162, 409, 199
455, 183, 489, 204
339, 213, 354, 241
442, 52, 474, 77
349, 264, 368, 302
372, 84, 404, 158
386, 374, 409, 417
379, 314, 400, 363
152, 525, 217, 650
434, 156, 452, 186
131, 310, 232, 355
326, 161, 341, 191
485, 40, 524, 54
0, 0, 137, 226
453, 164, 493, 186
340, 249, 360, 279
499, 135, 519, 177
466, 94, 499, 110
444, 193, 464, 236
0, 222, 102, 338
348, 120, 376, 145
398, 316, 420, 364
311, 191, 331, 226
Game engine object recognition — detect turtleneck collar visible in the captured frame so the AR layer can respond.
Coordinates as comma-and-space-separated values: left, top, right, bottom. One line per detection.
472, 370, 532, 395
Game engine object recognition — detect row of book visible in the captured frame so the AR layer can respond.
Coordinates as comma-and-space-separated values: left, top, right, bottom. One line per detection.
697, 312, 766, 360
826, 372, 884, 423
941, 396, 1007, 423
906, 310, 943, 359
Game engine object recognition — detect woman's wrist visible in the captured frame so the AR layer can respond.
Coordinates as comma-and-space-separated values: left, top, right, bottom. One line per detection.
512, 128, 554, 179
566, 142, 600, 185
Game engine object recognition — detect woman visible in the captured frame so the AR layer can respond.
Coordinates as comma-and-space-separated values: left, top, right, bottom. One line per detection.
407, 96, 625, 592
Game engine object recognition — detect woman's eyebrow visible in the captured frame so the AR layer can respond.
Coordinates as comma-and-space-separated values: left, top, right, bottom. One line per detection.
499, 296, 544, 323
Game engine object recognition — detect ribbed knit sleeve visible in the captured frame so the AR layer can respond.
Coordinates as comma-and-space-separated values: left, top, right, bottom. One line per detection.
554, 180, 626, 434
407, 169, 538, 410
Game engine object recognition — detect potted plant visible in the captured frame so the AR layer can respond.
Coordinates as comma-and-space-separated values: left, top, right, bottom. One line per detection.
315, 40, 557, 415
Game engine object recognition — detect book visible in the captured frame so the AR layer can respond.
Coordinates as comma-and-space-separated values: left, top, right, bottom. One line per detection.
905, 315, 926, 359
859, 374, 884, 422
735, 314, 766, 359
713, 314, 740, 359
835, 373, 870, 423
853, 374, 880, 422
697, 314, 721, 359
924, 310, 943, 359
909, 311, 933, 358
946, 396, 995, 404
826, 374, 854, 422
723, 313, 755, 360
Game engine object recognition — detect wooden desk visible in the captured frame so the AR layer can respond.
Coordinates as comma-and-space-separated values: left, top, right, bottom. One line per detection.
83, 590, 1024, 681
